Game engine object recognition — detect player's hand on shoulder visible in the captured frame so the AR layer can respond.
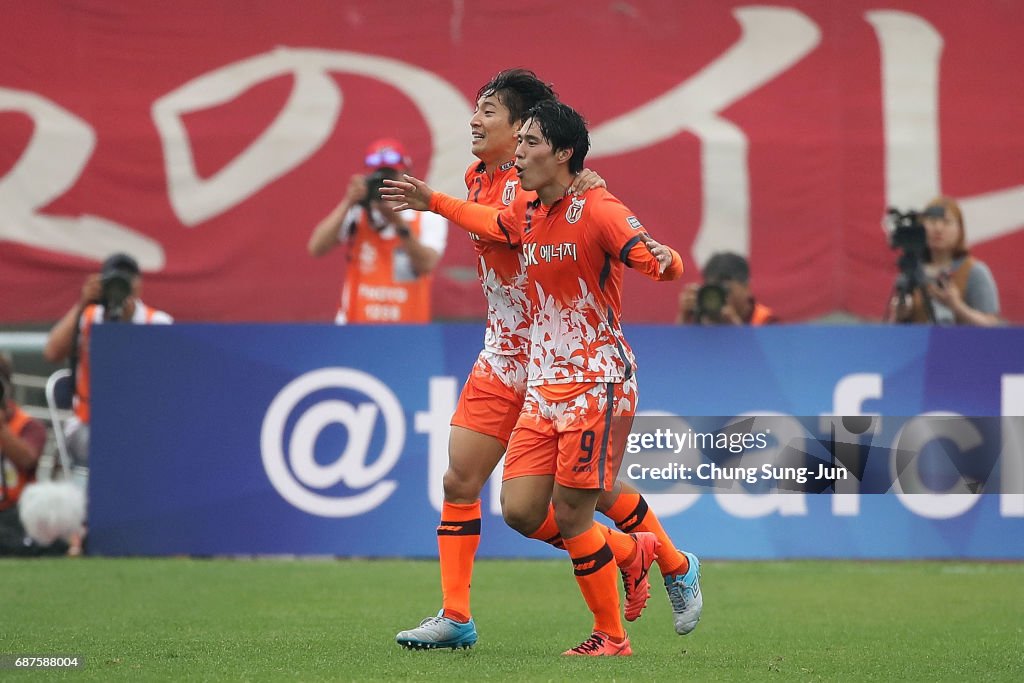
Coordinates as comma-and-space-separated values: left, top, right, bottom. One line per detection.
569, 168, 606, 195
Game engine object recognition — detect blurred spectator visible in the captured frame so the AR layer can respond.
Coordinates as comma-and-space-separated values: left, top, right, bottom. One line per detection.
0, 352, 48, 554
308, 138, 448, 324
43, 253, 172, 468
885, 196, 1001, 326
677, 252, 777, 325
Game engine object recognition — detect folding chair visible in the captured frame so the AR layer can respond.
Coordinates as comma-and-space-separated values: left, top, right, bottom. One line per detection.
44, 368, 77, 479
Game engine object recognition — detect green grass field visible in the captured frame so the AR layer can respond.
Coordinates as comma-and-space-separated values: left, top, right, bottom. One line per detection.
3, 558, 1022, 681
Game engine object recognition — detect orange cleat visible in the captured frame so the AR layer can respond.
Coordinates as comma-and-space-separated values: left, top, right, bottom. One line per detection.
621, 531, 660, 621
562, 631, 633, 656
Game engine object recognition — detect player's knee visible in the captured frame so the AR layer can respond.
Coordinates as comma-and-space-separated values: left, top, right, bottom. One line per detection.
502, 501, 544, 537
552, 500, 591, 538
442, 467, 483, 503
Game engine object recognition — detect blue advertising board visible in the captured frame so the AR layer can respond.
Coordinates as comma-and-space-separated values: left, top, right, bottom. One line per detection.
89, 324, 1024, 558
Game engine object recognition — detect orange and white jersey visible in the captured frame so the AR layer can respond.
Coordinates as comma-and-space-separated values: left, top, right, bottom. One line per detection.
461, 160, 532, 356
74, 300, 173, 423
430, 187, 682, 387
519, 188, 681, 386
337, 206, 447, 324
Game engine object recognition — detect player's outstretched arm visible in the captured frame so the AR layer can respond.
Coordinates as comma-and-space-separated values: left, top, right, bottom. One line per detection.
380, 175, 434, 211
381, 175, 518, 246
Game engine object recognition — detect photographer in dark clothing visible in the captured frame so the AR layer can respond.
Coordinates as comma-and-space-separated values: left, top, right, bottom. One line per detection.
677, 252, 777, 326
43, 253, 172, 468
0, 353, 48, 555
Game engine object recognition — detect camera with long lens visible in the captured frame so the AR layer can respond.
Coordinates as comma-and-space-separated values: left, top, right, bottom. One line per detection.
694, 283, 729, 323
361, 169, 395, 210
361, 168, 403, 233
101, 268, 134, 322
885, 207, 932, 298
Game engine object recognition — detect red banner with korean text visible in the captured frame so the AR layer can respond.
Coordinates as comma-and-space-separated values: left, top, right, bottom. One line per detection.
2, 1, 1022, 324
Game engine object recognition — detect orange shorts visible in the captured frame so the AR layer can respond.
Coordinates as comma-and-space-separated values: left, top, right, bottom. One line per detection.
450, 350, 528, 444
502, 377, 638, 491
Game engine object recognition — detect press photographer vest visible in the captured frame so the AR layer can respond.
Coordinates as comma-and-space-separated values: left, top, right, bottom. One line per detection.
338, 210, 432, 324
74, 302, 164, 423
0, 406, 35, 510
908, 256, 974, 323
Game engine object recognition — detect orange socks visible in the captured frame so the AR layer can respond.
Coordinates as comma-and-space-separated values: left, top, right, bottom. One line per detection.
604, 491, 688, 576
563, 524, 625, 641
531, 505, 635, 564
527, 504, 565, 549
597, 522, 639, 566
437, 500, 481, 623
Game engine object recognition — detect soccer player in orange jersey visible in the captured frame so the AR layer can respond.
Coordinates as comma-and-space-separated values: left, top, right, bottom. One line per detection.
395, 69, 665, 652
387, 98, 702, 655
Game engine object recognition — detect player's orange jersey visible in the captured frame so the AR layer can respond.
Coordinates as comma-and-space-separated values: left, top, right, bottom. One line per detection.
461, 160, 532, 355
431, 187, 682, 387
518, 188, 681, 386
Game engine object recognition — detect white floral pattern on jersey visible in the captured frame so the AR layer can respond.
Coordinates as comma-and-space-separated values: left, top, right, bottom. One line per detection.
470, 349, 528, 395
528, 278, 637, 386
523, 378, 638, 432
479, 254, 532, 355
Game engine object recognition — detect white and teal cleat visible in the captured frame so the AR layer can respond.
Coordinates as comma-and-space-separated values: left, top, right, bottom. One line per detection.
664, 552, 702, 635
396, 611, 478, 650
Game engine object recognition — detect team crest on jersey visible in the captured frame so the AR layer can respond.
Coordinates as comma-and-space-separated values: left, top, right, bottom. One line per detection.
502, 179, 518, 206
626, 215, 643, 230
565, 196, 586, 224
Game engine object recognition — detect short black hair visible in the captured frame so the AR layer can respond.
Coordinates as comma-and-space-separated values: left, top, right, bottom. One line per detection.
477, 68, 557, 126
522, 99, 590, 174
101, 252, 140, 278
703, 252, 750, 284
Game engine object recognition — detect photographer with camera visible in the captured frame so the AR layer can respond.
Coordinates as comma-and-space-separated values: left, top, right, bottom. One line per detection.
677, 252, 777, 325
308, 138, 448, 324
0, 353, 49, 555
884, 196, 1001, 326
43, 253, 172, 468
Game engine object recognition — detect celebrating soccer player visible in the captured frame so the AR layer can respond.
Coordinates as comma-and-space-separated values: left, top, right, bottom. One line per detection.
393, 69, 660, 652
387, 96, 701, 655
